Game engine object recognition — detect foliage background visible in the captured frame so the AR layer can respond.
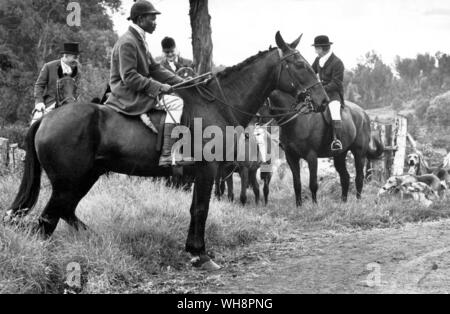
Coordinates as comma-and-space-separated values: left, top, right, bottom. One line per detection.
0, 0, 449, 149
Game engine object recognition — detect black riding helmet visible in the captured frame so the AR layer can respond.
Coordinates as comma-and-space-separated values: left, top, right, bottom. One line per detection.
127, 0, 161, 21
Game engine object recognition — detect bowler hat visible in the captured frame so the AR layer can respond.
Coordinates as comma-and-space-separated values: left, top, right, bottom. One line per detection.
312, 35, 333, 47
128, 0, 161, 21
61, 42, 80, 55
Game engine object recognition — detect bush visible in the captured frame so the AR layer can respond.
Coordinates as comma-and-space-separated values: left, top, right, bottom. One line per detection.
413, 97, 430, 120
425, 91, 450, 126
0, 123, 28, 148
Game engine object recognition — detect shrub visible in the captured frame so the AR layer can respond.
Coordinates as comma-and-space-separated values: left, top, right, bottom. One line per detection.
0, 123, 28, 148
425, 91, 450, 126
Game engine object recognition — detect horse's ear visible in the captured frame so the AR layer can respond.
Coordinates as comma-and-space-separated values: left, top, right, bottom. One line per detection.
275, 31, 289, 52
57, 65, 63, 78
289, 34, 303, 49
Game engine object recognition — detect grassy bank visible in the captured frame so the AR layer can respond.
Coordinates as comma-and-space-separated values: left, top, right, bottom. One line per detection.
0, 169, 449, 293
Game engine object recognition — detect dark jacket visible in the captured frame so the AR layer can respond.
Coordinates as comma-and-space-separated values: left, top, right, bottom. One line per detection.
34, 60, 80, 106
160, 56, 194, 73
312, 53, 344, 103
106, 27, 183, 116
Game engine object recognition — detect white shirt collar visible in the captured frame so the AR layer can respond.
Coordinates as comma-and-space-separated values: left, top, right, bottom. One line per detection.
60, 59, 73, 75
130, 23, 146, 43
319, 50, 333, 67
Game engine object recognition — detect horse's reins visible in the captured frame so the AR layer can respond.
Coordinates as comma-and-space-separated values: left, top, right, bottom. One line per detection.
163, 50, 320, 121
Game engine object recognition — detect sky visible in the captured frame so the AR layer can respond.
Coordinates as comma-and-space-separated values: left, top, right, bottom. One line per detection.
111, 0, 450, 69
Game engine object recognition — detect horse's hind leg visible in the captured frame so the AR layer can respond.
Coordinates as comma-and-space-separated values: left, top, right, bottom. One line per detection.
306, 154, 319, 203
249, 168, 260, 204
352, 149, 365, 200
334, 153, 350, 202
37, 174, 99, 237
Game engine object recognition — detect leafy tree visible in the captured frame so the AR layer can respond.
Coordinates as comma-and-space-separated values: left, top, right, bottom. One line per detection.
0, 0, 121, 123
349, 51, 394, 108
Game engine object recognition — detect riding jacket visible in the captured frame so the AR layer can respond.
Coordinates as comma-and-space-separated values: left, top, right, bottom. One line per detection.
106, 26, 183, 116
34, 60, 80, 107
312, 53, 345, 104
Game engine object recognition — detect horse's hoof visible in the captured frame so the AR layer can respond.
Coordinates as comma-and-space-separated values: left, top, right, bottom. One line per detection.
2, 210, 14, 225
201, 260, 221, 271
190, 256, 221, 271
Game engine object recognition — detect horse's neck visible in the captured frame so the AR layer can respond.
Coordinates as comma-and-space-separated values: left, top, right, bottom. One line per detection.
212, 51, 279, 126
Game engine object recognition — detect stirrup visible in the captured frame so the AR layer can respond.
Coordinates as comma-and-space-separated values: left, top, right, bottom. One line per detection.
331, 139, 343, 151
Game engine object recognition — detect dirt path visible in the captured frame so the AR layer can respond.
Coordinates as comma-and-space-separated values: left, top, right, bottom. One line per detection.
186, 219, 450, 294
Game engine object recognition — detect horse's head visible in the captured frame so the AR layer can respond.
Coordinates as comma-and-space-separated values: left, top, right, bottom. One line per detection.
274, 31, 329, 113
56, 65, 78, 107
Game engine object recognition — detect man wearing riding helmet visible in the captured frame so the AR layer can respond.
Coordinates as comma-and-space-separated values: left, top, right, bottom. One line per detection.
312, 35, 345, 152
106, 0, 191, 167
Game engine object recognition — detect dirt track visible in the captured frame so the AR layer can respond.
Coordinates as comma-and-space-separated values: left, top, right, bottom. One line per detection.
186, 219, 450, 294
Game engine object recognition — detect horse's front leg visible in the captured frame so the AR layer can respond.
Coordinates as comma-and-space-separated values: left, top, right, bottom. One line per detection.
186, 162, 221, 271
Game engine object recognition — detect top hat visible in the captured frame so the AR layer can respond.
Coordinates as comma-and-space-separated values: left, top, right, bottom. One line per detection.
61, 42, 80, 55
312, 35, 333, 47
127, 0, 161, 21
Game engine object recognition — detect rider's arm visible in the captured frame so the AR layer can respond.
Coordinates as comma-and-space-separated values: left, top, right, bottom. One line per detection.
34, 63, 49, 105
322, 60, 344, 96
118, 42, 165, 97
148, 54, 184, 86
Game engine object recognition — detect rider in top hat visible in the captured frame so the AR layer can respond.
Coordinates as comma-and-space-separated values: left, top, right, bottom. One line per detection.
159, 36, 194, 74
106, 0, 191, 167
311, 35, 345, 152
32, 42, 81, 125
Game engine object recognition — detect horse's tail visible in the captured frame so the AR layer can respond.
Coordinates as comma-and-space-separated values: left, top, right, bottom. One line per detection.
9, 120, 42, 214
367, 132, 384, 160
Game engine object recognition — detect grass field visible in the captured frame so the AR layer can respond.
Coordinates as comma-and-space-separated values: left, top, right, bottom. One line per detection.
1, 166, 449, 293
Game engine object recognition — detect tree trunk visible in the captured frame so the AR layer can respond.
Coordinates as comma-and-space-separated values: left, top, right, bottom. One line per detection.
189, 0, 213, 74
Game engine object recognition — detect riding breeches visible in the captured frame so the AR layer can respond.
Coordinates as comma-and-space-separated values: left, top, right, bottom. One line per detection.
155, 94, 184, 124
329, 100, 341, 121
30, 102, 56, 126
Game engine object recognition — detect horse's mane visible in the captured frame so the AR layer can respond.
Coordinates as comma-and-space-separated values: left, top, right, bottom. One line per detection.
213, 47, 278, 80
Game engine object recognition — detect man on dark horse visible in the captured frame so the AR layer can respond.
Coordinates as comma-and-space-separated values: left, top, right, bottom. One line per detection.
32, 42, 81, 125
311, 35, 345, 152
105, 0, 191, 166
159, 36, 194, 74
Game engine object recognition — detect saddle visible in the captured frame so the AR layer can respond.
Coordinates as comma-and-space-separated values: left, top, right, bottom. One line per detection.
105, 104, 167, 152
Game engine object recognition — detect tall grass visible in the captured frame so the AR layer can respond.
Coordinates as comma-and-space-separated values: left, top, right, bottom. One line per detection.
0, 170, 448, 293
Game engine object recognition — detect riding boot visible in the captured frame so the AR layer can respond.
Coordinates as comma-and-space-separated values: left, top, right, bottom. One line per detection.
159, 123, 194, 167
331, 120, 343, 152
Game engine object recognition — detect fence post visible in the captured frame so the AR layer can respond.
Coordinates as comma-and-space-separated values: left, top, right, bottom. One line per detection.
384, 124, 394, 179
9, 143, 19, 170
392, 116, 407, 176
0, 137, 9, 167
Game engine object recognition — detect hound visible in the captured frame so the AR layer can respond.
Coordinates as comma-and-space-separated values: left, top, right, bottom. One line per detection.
407, 153, 431, 175
378, 174, 445, 206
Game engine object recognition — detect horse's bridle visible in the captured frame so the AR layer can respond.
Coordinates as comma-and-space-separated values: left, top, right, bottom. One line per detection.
170, 49, 322, 121
56, 77, 78, 107
275, 50, 322, 109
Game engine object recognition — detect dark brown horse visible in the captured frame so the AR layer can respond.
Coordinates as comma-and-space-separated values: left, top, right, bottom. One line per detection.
266, 90, 384, 206
5, 32, 329, 270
